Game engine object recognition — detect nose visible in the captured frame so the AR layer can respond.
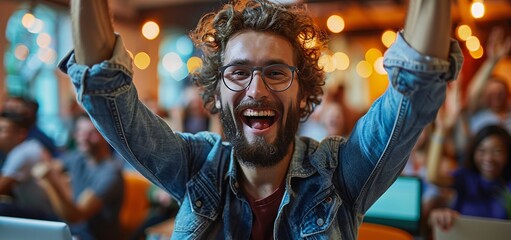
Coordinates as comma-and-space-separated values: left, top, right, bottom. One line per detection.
246, 71, 270, 100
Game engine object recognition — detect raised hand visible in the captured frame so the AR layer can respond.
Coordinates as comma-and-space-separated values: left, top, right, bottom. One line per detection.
486, 27, 511, 62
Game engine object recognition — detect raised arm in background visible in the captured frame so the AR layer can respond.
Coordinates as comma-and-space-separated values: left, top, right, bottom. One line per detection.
427, 82, 461, 187
71, 0, 116, 66
466, 27, 511, 113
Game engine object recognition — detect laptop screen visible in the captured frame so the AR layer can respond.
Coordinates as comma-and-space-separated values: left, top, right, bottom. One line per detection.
0, 216, 73, 240
364, 176, 422, 234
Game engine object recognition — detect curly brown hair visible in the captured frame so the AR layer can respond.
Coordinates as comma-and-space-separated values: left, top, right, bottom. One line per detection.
190, 0, 327, 120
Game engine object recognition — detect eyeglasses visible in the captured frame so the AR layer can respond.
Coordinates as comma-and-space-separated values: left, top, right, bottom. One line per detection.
219, 64, 297, 92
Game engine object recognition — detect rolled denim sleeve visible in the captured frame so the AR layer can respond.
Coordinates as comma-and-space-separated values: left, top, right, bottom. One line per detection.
59, 35, 134, 103
384, 31, 463, 95
339, 32, 463, 214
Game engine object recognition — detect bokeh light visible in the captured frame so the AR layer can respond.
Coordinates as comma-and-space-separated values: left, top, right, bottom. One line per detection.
14, 44, 29, 61
332, 52, 349, 71
469, 46, 484, 59
365, 48, 382, 64
162, 52, 183, 73
187, 56, 202, 73
21, 13, 36, 29
134, 52, 151, 70
356, 61, 373, 78
318, 54, 335, 73
465, 36, 480, 52
327, 15, 345, 34
374, 57, 386, 75
36, 33, 51, 48
471, 1, 485, 19
142, 21, 160, 40
37, 48, 56, 64
456, 25, 472, 41
176, 36, 193, 56
27, 18, 44, 34
381, 30, 396, 48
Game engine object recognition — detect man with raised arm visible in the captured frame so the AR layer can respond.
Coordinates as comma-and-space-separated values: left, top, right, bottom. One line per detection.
60, 0, 462, 239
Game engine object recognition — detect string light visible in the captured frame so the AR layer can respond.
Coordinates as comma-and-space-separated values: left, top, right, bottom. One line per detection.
327, 15, 345, 33
142, 21, 160, 40
471, 0, 485, 19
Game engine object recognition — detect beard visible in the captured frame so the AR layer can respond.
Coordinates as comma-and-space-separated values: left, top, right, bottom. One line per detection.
220, 100, 300, 168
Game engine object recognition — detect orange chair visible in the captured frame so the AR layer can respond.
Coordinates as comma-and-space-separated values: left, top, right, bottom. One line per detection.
119, 171, 152, 239
358, 223, 414, 240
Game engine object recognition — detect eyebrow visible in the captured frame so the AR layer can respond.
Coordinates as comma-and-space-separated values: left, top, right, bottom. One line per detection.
224, 59, 290, 66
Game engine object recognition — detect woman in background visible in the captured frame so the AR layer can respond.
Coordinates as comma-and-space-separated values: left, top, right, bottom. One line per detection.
429, 125, 511, 230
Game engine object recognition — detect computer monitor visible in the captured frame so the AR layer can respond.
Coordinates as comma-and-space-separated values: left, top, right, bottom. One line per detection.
0, 216, 73, 240
363, 176, 422, 234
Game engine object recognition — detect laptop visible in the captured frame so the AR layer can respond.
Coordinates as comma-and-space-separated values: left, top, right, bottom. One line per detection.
363, 176, 422, 234
433, 215, 511, 240
0, 216, 73, 240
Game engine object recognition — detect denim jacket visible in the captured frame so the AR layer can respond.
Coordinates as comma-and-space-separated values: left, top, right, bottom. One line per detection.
59, 32, 462, 239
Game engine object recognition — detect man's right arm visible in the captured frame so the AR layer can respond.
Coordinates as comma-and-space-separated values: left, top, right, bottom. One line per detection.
71, 0, 116, 66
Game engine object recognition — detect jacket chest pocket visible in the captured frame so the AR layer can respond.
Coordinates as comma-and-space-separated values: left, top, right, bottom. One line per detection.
300, 192, 342, 238
173, 173, 221, 236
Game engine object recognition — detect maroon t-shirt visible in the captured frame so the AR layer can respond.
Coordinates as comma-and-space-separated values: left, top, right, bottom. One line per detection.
245, 180, 286, 240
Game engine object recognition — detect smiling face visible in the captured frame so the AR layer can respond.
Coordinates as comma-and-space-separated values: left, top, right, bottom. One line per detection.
218, 31, 303, 167
474, 135, 509, 181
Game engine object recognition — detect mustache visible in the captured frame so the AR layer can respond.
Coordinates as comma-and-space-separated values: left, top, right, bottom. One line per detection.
234, 99, 281, 113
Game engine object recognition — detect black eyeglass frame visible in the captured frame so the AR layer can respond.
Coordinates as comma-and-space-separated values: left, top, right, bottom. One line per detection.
218, 64, 298, 92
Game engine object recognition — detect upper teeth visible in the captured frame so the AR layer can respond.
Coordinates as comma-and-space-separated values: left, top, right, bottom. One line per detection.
243, 109, 276, 117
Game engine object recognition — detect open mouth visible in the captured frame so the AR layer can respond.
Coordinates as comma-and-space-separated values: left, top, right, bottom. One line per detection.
242, 108, 277, 130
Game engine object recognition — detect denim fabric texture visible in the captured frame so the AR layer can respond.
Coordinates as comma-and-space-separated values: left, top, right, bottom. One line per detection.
59, 32, 463, 239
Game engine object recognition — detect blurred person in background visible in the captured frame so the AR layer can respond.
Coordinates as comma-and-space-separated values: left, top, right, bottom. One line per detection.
466, 27, 511, 134
2, 96, 59, 157
428, 125, 511, 230
34, 113, 124, 240
0, 111, 57, 220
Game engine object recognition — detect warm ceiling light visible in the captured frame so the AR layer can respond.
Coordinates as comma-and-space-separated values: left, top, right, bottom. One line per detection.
142, 21, 160, 40
465, 36, 480, 51
332, 52, 349, 71
471, 0, 485, 19
381, 30, 396, 48
469, 46, 484, 59
456, 25, 472, 41
134, 52, 150, 70
365, 48, 382, 64
356, 61, 373, 78
327, 15, 345, 34
187, 56, 202, 73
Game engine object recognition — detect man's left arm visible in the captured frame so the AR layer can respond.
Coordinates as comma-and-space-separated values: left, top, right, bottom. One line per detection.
337, 0, 462, 213
404, 0, 450, 60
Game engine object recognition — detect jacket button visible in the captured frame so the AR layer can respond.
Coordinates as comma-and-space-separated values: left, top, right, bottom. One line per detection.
316, 218, 324, 226
234, 182, 239, 188
195, 200, 203, 208
325, 197, 332, 203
